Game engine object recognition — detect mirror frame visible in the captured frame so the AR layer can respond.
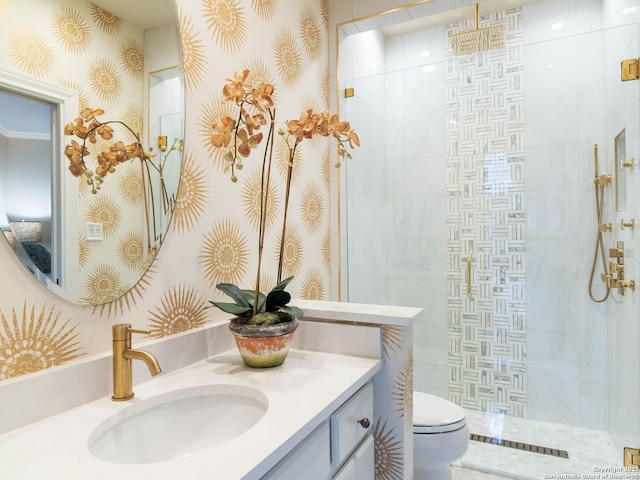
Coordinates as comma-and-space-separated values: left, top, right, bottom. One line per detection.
0, 67, 79, 298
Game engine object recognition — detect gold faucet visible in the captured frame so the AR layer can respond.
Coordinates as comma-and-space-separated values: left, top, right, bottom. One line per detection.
112, 323, 162, 401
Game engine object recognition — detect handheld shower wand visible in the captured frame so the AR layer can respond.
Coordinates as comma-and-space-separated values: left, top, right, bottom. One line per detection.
588, 144, 611, 303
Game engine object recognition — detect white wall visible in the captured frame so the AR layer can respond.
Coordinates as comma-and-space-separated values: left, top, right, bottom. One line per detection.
4, 138, 51, 221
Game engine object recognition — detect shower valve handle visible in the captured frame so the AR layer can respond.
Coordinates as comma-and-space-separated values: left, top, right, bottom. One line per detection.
622, 219, 635, 230
609, 262, 624, 275
610, 247, 624, 260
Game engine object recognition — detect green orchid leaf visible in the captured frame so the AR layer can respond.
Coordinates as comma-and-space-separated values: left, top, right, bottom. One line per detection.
241, 289, 267, 313
273, 276, 295, 291
266, 289, 290, 311
208, 301, 252, 316
239, 289, 257, 306
216, 283, 250, 307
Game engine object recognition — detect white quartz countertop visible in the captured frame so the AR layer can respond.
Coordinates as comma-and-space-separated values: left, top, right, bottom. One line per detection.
0, 348, 381, 480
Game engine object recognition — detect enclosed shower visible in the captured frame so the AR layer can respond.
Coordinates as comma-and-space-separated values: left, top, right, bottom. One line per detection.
338, 1, 640, 477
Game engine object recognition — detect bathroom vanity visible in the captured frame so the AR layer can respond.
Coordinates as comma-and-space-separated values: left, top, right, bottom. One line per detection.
0, 300, 422, 479
0, 346, 380, 479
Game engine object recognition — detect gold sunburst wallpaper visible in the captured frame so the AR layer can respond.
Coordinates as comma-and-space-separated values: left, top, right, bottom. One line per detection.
241, 167, 281, 231
119, 38, 145, 80
202, 0, 246, 52
374, 418, 404, 480
148, 284, 208, 338
89, 3, 123, 35
298, 5, 322, 60
251, 0, 278, 20
9, 29, 55, 77
273, 28, 303, 88
201, 218, 250, 286
172, 150, 208, 233
53, 4, 91, 54
0, 303, 82, 380
0, 0, 334, 397
177, 7, 207, 93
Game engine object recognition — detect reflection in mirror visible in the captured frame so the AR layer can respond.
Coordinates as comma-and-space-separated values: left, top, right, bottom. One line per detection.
0, 91, 57, 287
0, 0, 183, 305
0, 70, 78, 296
146, 67, 184, 253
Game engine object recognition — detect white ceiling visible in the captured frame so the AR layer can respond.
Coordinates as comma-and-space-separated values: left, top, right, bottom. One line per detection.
90, 0, 176, 30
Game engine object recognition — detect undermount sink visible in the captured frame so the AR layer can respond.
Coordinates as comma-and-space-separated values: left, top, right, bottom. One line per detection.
88, 384, 268, 464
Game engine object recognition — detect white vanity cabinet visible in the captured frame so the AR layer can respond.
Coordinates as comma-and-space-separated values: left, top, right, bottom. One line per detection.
261, 421, 332, 480
262, 382, 374, 480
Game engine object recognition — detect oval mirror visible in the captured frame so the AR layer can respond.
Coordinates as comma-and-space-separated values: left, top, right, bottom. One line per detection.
0, 0, 184, 305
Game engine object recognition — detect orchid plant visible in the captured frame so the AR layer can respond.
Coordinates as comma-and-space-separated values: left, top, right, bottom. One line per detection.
64, 108, 150, 194
208, 70, 360, 325
64, 108, 182, 248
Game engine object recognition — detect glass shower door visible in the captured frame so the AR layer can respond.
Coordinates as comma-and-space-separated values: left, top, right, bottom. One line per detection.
339, 14, 640, 478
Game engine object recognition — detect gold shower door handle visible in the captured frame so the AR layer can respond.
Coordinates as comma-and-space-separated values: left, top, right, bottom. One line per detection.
466, 255, 473, 298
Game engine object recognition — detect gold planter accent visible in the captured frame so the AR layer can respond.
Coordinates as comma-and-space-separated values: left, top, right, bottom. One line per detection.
229, 317, 299, 368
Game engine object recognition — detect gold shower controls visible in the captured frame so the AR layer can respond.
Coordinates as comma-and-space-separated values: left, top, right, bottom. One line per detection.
599, 223, 612, 232
609, 245, 624, 259
607, 241, 635, 294
621, 219, 635, 230
609, 262, 623, 275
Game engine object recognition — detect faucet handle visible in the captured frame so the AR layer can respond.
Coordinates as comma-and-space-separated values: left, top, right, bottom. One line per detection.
112, 323, 151, 341
128, 328, 151, 336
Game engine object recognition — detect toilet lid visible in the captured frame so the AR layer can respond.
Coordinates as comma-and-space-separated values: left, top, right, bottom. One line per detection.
413, 392, 466, 434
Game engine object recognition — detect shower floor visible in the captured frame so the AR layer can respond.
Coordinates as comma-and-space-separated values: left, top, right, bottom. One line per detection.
459, 410, 629, 479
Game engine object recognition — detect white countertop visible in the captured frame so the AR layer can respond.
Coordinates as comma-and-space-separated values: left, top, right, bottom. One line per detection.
296, 299, 422, 326
0, 348, 381, 480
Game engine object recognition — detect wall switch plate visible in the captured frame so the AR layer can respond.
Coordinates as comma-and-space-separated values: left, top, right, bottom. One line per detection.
86, 222, 103, 241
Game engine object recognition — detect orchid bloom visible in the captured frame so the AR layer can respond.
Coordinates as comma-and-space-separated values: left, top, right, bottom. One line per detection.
251, 82, 275, 111
222, 69, 249, 103
211, 116, 236, 148
64, 107, 152, 193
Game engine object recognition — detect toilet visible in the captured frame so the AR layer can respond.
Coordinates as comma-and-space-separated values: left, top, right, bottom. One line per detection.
413, 391, 469, 480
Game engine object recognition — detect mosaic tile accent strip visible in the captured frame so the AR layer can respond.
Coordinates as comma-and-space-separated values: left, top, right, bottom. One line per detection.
445, 7, 527, 418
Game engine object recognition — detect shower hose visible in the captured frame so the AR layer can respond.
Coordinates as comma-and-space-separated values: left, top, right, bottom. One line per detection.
588, 145, 611, 303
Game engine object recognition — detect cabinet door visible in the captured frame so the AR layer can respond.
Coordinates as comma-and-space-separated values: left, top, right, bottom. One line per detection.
333, 434, 374, 480
262, 421, 331, 480
330, 382, 374, 469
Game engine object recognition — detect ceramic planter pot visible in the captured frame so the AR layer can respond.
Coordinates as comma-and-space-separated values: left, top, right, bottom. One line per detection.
229, 317, 299, 368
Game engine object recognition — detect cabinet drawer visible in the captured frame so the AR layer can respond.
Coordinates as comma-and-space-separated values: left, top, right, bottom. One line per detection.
262, 421, 331, 480
333, 434, 374, 480
330, 382, 373, 469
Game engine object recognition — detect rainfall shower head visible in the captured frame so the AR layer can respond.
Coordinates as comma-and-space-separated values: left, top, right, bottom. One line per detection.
448, 3, 505, 56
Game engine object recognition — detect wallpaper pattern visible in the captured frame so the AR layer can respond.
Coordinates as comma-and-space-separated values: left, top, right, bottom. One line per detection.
0, 0, 332, 380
